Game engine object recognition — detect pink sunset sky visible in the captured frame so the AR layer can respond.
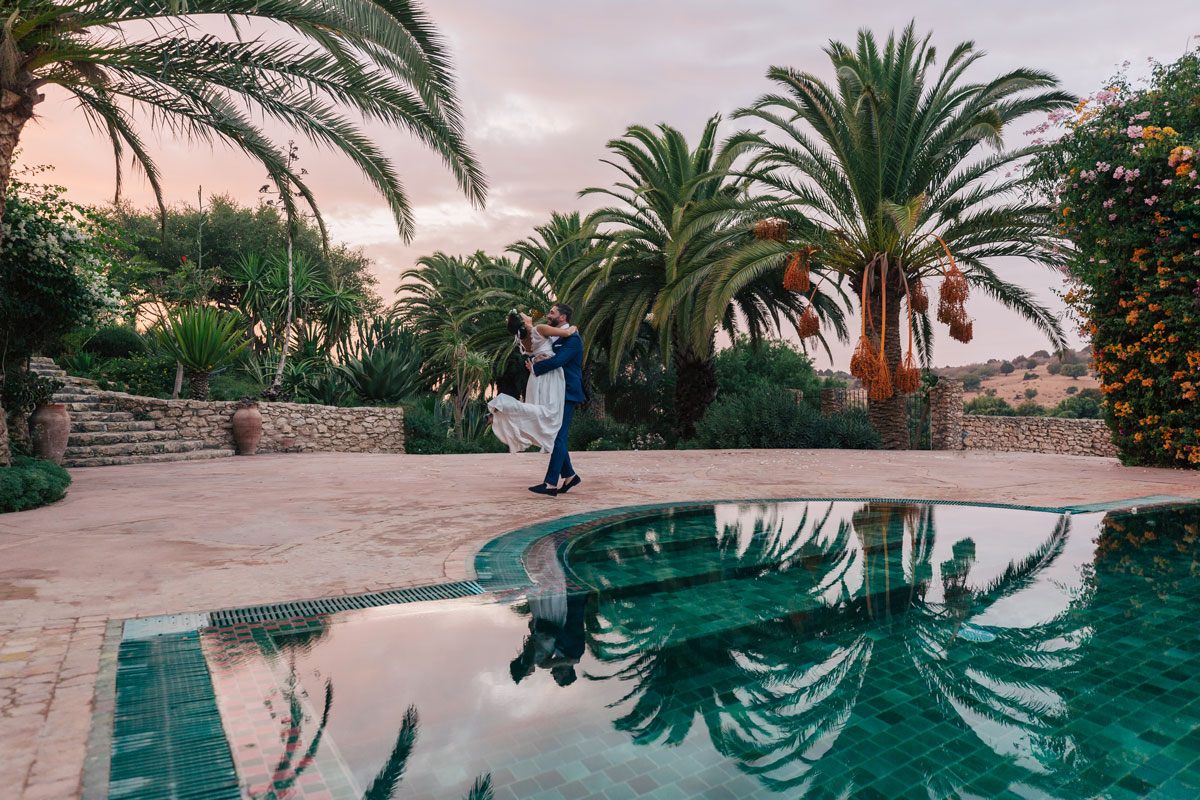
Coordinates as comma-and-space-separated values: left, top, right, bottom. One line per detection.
18, 1, 1200, 369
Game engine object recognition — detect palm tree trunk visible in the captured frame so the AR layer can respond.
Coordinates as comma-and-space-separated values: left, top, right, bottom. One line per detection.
0, 93, 37, 225
673, 343, 718, 441
187, 370, 210, 401
867, 281, 910, 450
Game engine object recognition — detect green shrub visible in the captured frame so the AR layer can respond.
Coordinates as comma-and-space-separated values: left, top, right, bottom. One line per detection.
85, 325, 145, 358
586, 437, 628, 451
1049, 394, 1103, 419
339, 346, 423, 404
1066, 386, 1077, 395
715, 337, 821, 408
961, 374, 982, 391
1060, 364, 1087, 380
1024, 387, 1038, 399
59, 351, 105, 378
291, 371, 359, 407
694, 385, 880, 450
823, 407, 883, 449
568, 413, 632, 452
1047, 362, 1063, 375
96, 354, 177, 397
1023, 371, 1038, 381
209, 371, 266, 402
402, 396, 506, 454
1015, 401, 1046, 416
964, 396, 1017, 416
999, 362, 1014, 374
0, 456, 71, 513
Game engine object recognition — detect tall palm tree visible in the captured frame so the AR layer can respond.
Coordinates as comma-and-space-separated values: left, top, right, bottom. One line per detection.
580, 115, 847, 438
727, 24, 1071, 447
1, 0, 486, 233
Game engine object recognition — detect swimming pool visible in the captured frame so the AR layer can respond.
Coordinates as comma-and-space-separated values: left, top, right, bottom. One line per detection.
102, 499, 1200, 799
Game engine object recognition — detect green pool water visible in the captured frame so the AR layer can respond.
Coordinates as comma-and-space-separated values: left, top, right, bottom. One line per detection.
108, 500, 1200, 800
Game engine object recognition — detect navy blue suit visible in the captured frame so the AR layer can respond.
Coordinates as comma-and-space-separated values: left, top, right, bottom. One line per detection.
533, 333, 584, 485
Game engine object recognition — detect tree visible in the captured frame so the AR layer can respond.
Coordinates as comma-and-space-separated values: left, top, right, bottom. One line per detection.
962, 373, 982, 392
1, 0, 486, 238
580, 116, 846, 438
1061, 364, 1087, 380
1047, 361, 1062, 375
1024, 387, 1038, 400
731, 24, 1071, 448
153, 306, 248, 400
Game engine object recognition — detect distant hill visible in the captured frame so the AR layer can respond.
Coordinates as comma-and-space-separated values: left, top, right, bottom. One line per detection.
933, 347, 1098, 407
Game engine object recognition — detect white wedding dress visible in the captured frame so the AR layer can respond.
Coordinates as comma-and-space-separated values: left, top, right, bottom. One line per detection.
488, 329, 566, 453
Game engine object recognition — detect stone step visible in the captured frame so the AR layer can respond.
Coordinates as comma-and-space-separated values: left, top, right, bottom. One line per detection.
64, 439, 211, 458
63, 401, 119, 413
65, 448, 237, 468
67, 429, 178, 447
72, 419, 158, 433
52, 392, 97, 403
70, 411, 136, 423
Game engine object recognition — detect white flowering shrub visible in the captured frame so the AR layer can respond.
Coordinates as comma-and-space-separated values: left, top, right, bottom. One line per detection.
1, 179, 126, 370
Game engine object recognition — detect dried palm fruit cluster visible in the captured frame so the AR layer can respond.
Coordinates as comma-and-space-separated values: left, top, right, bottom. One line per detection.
933, 236, 973, 343
795, 304, 820, 338
907, 278, 929, 314
754, 218, 789, 242
783, 248, 815, 293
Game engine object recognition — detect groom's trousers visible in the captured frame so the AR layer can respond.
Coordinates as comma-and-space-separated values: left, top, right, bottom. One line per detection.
544, 402, 577, 485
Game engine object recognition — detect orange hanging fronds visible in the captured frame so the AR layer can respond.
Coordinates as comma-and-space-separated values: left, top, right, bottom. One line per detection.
754, 218, 789, 242
783, 250, 811, 292
908, 278, 929, 314
796, 304, 820, 339
894, 351, 921, 394
850, 335, 878, 383
869, 358, 894, 401
949, 316, 974, 343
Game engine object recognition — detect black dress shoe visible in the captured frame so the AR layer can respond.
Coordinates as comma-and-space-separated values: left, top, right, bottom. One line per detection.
528, 484, 558, 497
559, 475, 582, 494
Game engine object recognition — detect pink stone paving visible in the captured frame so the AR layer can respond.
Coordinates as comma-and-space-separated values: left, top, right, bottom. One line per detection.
1, 449, 1198, 798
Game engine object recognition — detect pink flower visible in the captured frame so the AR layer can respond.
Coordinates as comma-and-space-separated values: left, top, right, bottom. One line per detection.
1126, 125, 1144, 138
1102, 199, 1115, 208
1163, 179, 1173, 186
1144, 195, 1158, 205
1108, 214, 1117, 220
1133, 111, 1151, 121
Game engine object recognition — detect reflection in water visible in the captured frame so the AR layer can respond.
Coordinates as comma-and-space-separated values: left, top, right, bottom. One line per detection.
554, 502, 1094, 797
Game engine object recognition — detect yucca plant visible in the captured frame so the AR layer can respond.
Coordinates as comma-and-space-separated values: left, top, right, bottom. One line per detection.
154, 307, 248, 400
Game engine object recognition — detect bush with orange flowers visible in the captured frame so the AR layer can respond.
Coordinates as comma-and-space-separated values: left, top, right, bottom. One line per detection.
1029, 48, 1200, 468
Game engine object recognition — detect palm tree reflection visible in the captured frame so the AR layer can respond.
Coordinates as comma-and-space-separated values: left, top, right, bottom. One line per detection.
559, 501, 1088, 796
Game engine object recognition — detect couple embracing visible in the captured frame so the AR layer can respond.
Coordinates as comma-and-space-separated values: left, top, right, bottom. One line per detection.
487, 302, 583, 497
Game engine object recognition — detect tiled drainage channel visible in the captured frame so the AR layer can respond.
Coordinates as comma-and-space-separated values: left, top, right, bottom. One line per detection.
87, 581, 486, 800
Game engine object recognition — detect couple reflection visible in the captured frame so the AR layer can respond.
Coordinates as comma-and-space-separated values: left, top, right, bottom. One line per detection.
510, 587, 586, 687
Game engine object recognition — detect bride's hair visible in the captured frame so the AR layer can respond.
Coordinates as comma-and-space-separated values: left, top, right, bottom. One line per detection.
506, 311, 525, 337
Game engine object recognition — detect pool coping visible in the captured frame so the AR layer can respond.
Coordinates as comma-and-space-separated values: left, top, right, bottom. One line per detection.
81, 492, 1198, 799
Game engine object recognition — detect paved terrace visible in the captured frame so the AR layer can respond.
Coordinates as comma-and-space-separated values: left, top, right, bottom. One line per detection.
2, 450, 1199, 798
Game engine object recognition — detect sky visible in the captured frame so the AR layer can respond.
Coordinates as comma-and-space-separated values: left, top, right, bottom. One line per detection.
18, 0, 1200, 369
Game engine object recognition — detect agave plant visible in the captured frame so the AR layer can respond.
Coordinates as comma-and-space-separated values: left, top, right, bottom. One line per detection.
339, 346, 424, 405
153, 306, 249, 400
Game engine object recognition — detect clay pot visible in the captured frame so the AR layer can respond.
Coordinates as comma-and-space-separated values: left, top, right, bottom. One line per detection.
232, 404, 263, 456
30, 403, 71, 465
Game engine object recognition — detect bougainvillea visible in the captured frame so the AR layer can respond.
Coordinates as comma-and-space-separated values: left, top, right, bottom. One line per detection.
1029, 50, 1200, 468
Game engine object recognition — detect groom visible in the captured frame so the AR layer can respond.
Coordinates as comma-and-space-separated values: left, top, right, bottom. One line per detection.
527, 302, 583, 497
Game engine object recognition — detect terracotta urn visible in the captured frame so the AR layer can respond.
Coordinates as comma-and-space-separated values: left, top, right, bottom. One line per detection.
30, 403, 71, 465
232, 402, 263, 456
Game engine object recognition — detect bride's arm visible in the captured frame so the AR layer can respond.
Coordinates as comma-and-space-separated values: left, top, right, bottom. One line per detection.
535, 323, 577, 338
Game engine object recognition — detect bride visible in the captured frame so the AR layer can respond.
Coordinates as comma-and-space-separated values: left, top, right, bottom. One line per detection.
488, 311, 577, 453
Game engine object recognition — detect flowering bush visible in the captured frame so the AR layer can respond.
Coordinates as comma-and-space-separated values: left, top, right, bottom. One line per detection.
1028, 49, 1200, 467
1, 177, 124, 372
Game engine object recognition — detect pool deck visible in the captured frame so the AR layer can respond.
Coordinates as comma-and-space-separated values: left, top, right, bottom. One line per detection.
2, 449, 1199, 798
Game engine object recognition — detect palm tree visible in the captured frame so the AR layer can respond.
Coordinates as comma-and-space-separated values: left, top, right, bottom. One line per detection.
580, 116, 846, 438
728, 24, 1072, 447
1, 0, 486, 234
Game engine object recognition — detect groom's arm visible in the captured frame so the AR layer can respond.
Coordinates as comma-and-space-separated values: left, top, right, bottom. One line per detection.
532, 335, 581, 376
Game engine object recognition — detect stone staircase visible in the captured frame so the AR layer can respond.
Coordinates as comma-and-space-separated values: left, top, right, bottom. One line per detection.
29, 357, 236, 467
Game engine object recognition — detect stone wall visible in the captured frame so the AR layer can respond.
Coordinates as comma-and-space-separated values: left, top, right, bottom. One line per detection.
930, 380, 964, 451
961, 415, 1118, 457
820, 387, 847, 416
96, 391, 405, 453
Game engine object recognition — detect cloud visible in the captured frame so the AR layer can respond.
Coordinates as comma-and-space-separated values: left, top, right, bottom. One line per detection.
473, 93, 578, 144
